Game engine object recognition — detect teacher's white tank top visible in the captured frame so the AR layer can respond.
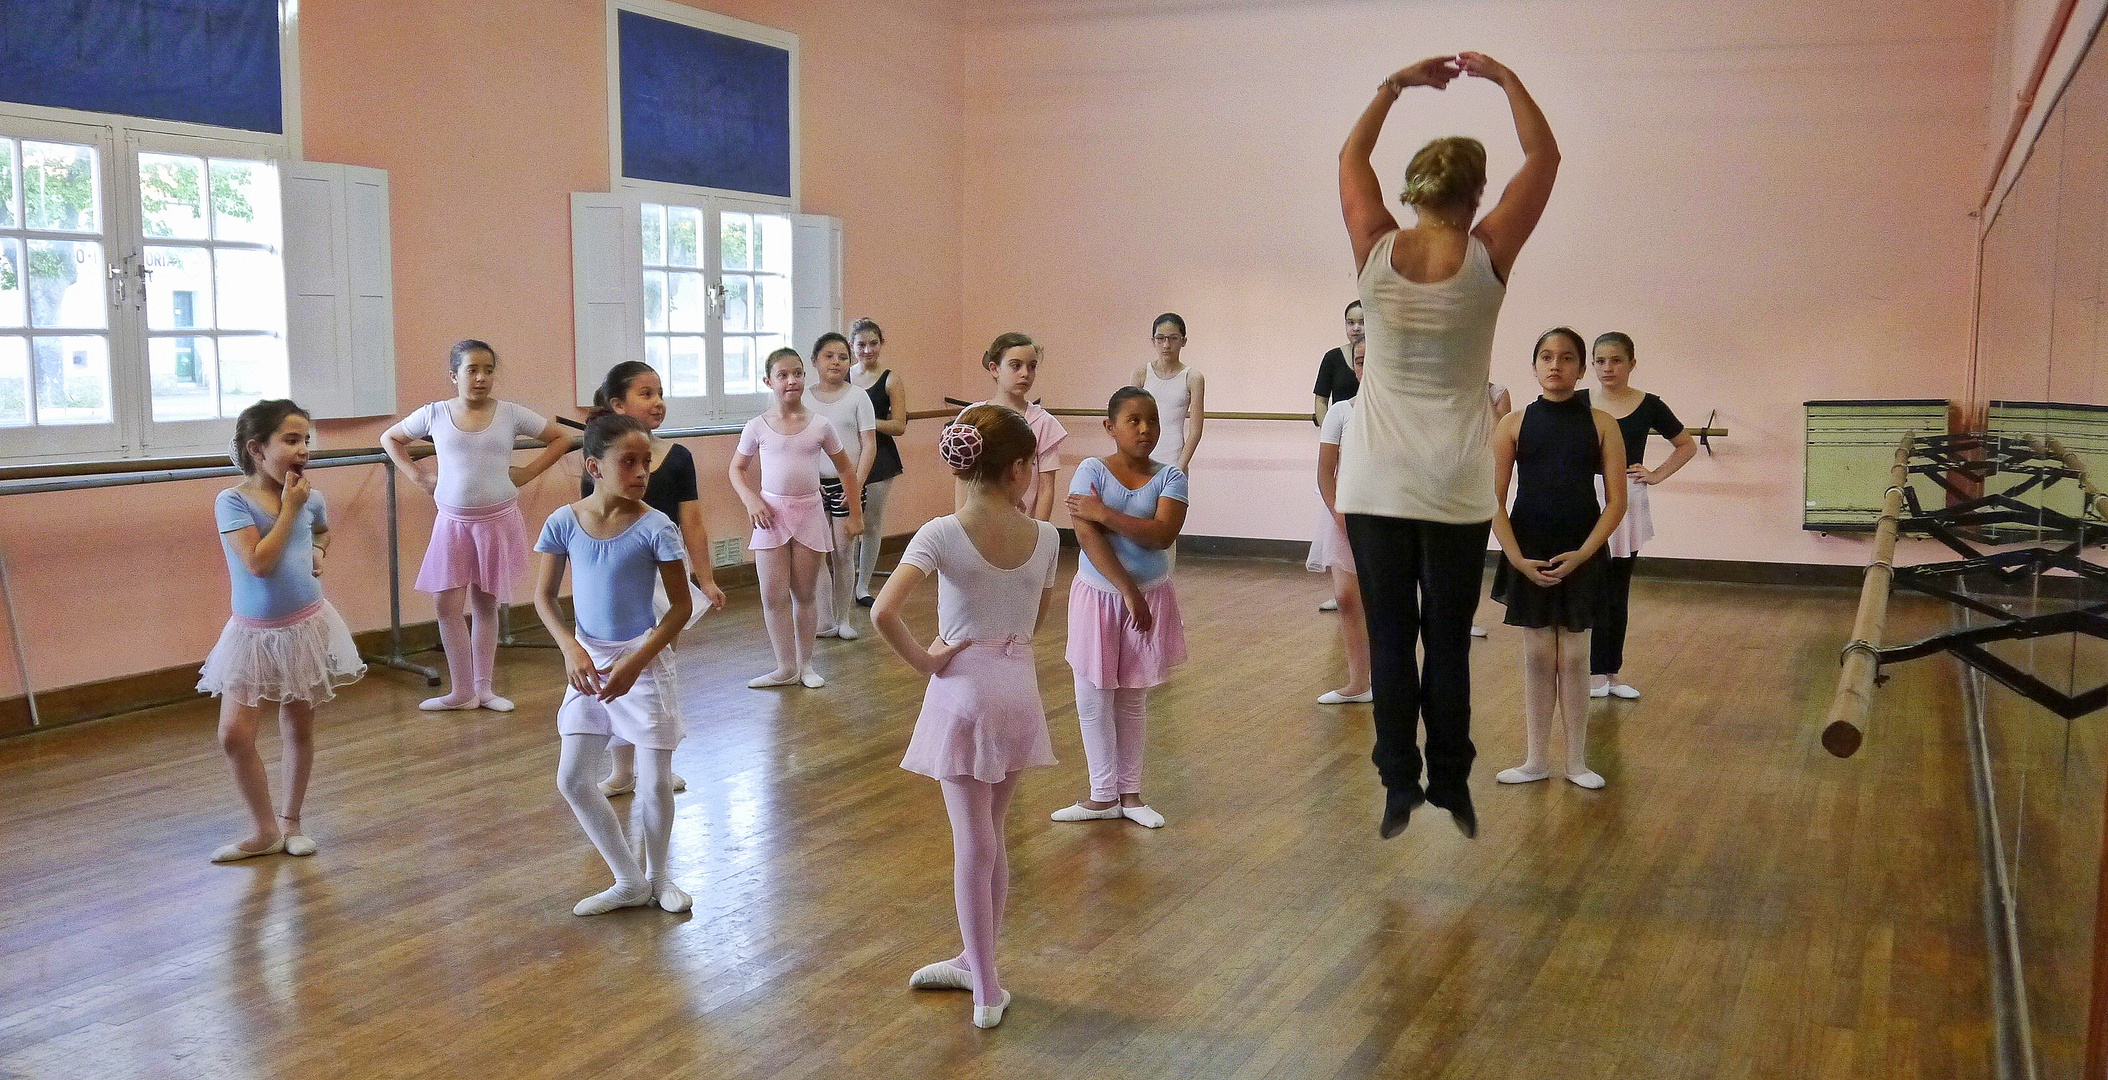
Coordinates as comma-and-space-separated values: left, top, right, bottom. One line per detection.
1145, 366, 1192, 466
1335, 230, 1507, 523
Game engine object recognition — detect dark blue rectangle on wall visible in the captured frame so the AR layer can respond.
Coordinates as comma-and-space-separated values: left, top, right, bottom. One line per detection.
618, 9, 791, 198
0, 0, 281, 134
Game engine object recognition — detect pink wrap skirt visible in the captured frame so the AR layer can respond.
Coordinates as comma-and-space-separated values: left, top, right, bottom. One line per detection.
749, 491, 834, 553
1065, 575, 1188, 691
417, 498, 530, 602
900, 637, 1057, 782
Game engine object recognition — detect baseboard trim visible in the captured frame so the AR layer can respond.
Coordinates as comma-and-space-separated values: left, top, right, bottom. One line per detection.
0, 535, 912, 741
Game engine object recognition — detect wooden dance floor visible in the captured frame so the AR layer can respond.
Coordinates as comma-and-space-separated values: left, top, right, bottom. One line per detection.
0, 555, 1988, 1079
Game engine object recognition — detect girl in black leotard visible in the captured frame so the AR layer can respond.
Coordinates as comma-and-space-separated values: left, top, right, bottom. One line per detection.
1586, 332, 1696, 700
1489, 328, 1625, 790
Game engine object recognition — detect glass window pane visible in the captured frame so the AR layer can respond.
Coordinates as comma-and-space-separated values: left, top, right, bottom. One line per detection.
138, 153, 208, 240
144, 246, 213, 331
756, 274, 791, 334
209, 158, 278, 246
26, 240, 105, 329
0, 337, 25, 426
668, 271, 704, 333
213, 248, 285, 332
642, 271, 667, 332
667, 206, 700, 268
218, 335, 289, 416
0, 141, 16, 229
23, 142, 98, 233
722, 336, 752, 397
31, 334, 108, 424
721, 212, 751, 271
150, 335, 218, 422
668, 335, 704, 397
641, 203, 665, 266
645, 335, 668, 374
756, 214, 791, 274
0, 240, 20, 327
722, 275, 751, 333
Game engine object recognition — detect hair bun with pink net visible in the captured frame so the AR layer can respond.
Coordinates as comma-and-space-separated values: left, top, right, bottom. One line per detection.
937, 422, 985, 472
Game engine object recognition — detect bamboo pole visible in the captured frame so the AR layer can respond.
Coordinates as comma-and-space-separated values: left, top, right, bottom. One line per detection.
1823, 432, 1914, 758
2038, 435, 2108, 520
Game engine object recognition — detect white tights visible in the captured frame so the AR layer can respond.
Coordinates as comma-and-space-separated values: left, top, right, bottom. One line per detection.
556, 734, 678, 887
854, 478, 893, 598
1517, 627, 1593, 779
1074, 674, 1149, 803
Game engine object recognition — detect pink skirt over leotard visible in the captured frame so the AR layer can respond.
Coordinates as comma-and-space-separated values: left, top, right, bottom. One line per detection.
900, 638, 1056, 782
1304, 508, 1356, 575
416, 498, 531, 602
749, 491, 834, 553
1066, 576, 1188, 691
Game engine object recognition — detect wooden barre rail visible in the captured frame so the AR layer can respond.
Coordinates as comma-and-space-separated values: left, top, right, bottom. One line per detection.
1822, 431, 1914, 758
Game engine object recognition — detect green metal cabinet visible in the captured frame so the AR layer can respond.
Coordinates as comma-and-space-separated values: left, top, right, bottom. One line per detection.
1804, 399, 1951, 531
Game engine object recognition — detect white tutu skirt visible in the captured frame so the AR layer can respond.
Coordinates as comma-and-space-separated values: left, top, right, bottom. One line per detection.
1595, 473, 1654, 560
1305, 507, 1355, 574
197, 599, 366, 706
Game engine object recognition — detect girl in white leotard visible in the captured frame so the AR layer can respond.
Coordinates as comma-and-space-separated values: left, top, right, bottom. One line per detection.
1130, 313, 1205, 474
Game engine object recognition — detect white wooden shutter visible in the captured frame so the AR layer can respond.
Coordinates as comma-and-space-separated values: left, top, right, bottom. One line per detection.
283, 162, 396, 418
791, 214, 842, 360
571, 193, 644, 408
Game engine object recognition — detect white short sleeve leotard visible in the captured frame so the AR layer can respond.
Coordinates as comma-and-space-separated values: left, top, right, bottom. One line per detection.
399, 400, 549, 509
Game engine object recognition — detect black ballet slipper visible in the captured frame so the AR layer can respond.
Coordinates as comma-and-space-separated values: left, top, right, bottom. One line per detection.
1379, 786, 1424, 839
1426, 788, 1478, 839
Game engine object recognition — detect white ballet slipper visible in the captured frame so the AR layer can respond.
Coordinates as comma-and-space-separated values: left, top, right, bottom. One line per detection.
418, 695, 479, 711
973, 990, 1012, 1029
211, 837, 284, 863
1050, 802, 1124, 822
1470, 625, 1489, 638
816, 626, 840, 639
1121, 804, 1166, 829
572, 883, 653, 916
1608, 682, 1641, 700
599, 776, 635, 797
1566, 771, 1606, 790
909, 960, 974, 990
834, 623, 860, 640
283, 834, 318, 857
1317, 598, 1339, 612
653, 879, 693, 913
1496, 766, 1550, 784
478, 695, 516, 712
749, 670, 800, 689
1317, 689, 1373, 704
1588, 683, 1611, 699
799, 668, 826, 689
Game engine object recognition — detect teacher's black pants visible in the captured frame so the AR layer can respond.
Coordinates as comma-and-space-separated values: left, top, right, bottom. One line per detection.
1343, 514, 1491, 801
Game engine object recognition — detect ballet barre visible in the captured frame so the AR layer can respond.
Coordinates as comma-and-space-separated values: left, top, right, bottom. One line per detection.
2035, 436, 2108, 520
1822, 432, 1913, 758
936, 396, 1732, 437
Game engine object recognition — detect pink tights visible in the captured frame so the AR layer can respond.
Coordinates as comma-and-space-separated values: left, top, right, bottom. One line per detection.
938, 773, 1017, 1007
435, 586, 501, 704
1074, 673, 1149, 803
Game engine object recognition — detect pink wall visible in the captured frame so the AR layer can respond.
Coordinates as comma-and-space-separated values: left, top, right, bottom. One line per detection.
0, 0, 964, 696
958, 0, 1990, 564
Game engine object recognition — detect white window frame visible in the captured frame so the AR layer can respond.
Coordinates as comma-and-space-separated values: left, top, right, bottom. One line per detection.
0, 110, 289, 463
0, 0, 304, 462
602, 2, 803, 425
